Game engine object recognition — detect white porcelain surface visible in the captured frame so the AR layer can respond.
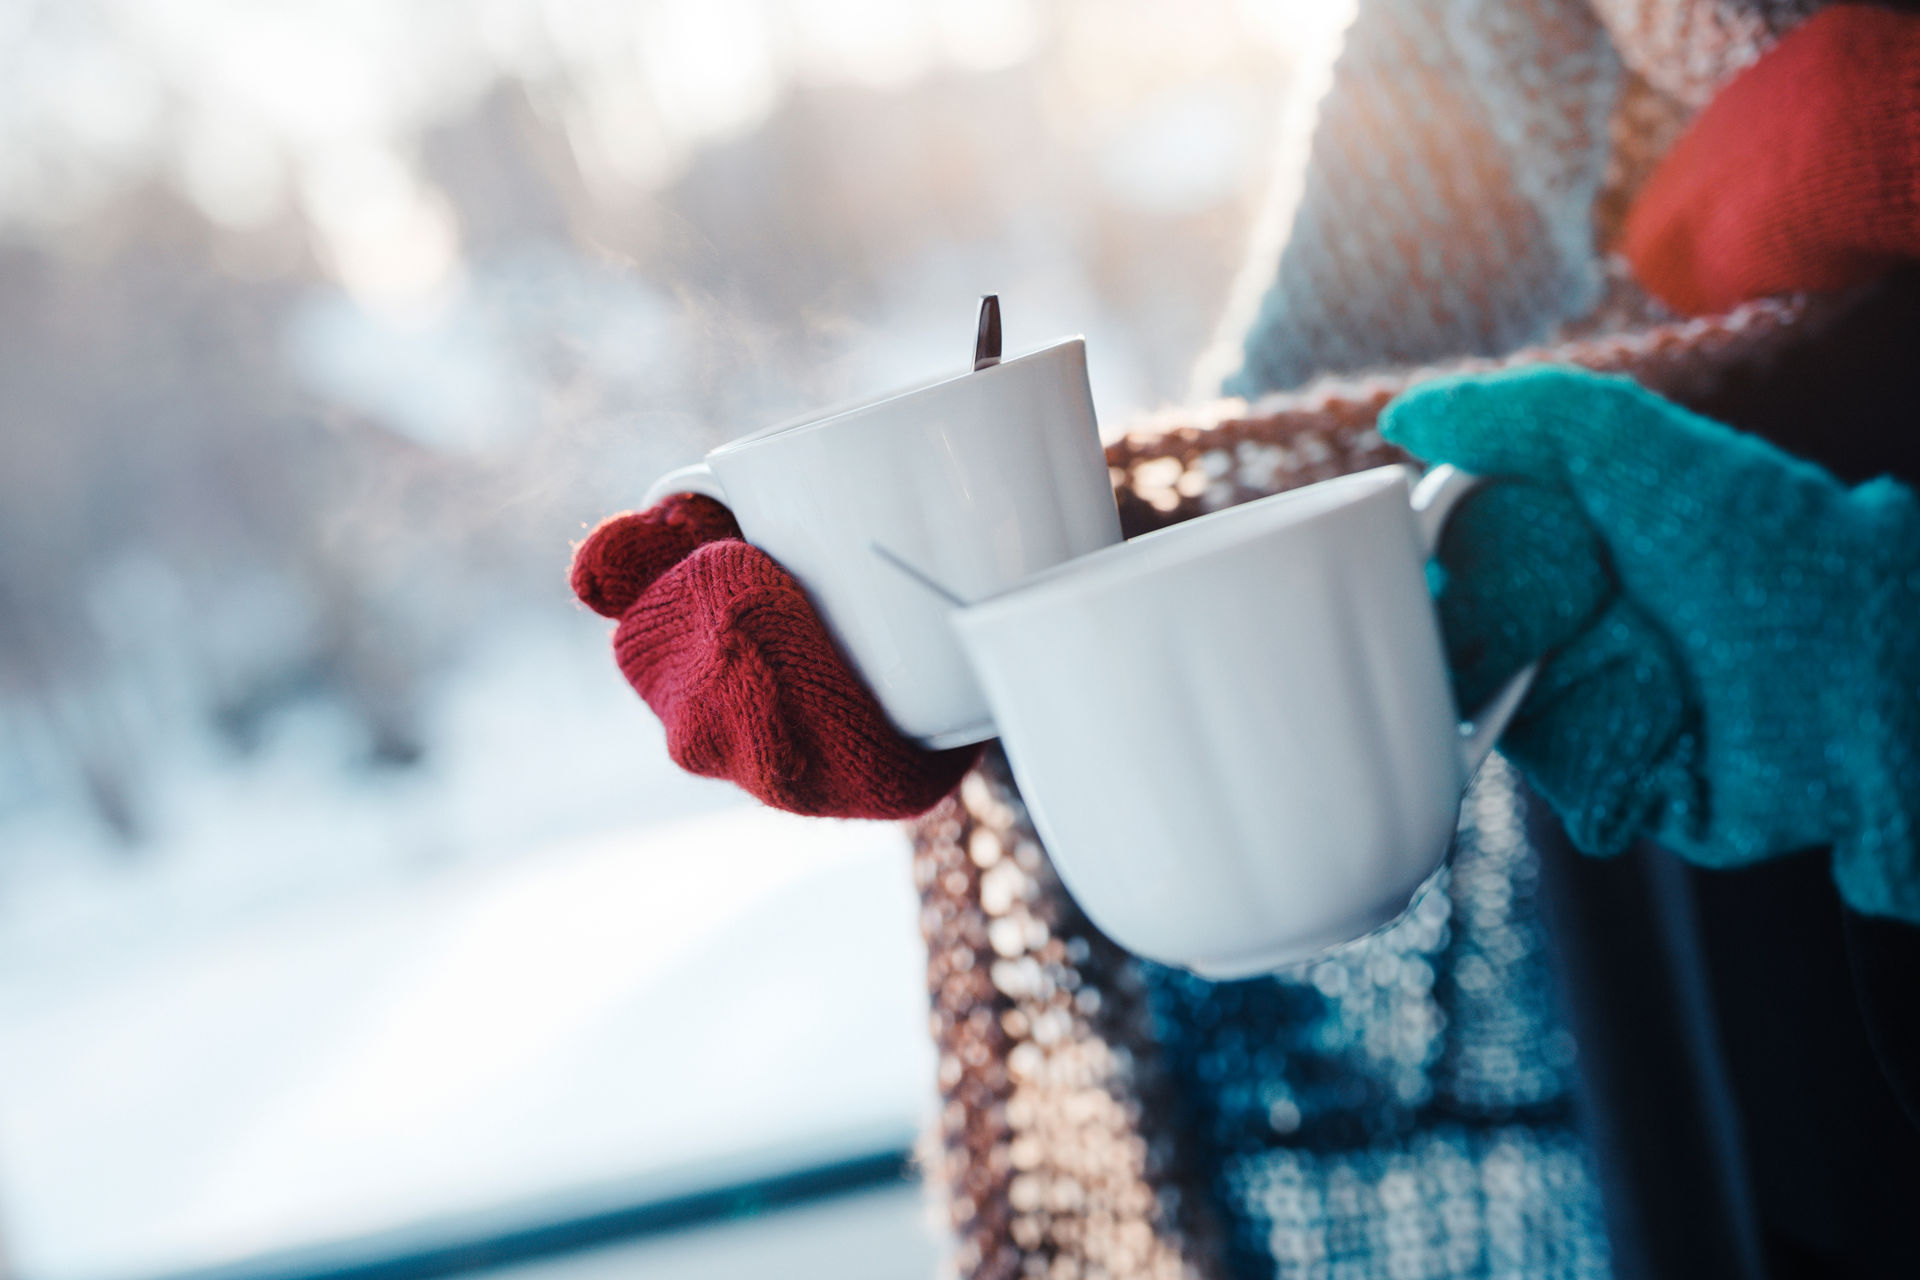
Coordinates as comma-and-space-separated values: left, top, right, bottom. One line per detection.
643, 339, 1122, 746
952, 465, 1532, 978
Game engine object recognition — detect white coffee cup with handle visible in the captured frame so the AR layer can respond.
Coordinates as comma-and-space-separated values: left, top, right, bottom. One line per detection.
950, 463, 1534, 978
642, 336, 1122, 748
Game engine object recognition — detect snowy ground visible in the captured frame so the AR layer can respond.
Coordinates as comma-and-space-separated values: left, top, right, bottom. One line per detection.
0, 619, 937, 1280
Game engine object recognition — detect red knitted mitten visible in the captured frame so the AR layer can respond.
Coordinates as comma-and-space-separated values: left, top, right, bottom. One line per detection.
571, 495, 977, 819
1624, 5, 1920, 316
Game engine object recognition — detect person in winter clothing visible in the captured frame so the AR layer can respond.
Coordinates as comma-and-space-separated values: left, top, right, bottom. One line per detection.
573, 4, 1920, 1274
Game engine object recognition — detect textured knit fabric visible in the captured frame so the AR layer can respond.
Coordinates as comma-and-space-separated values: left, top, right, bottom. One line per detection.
1383, 365, 1920, 922
1222, 0, 1622, 395
1428, 480, 1616, 715
1144, 757, 1610, 1280
1220, 0, 1860, 399
1625, 5, 1920, 314
571, 497, 975, 819
914, 748, 1611, 1280
1587, 0, 1819, 107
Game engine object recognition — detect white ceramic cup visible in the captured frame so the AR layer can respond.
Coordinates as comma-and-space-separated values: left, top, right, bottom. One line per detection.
951, 464, 1534, 978
641, 338, 1123, 748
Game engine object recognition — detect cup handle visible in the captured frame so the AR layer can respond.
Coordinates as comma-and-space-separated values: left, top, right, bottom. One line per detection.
641, 461, 727, 511
1408, 464, 1537, 778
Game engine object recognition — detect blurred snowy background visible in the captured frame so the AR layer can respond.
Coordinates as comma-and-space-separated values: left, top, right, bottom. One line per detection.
0, 1, 1333, 1275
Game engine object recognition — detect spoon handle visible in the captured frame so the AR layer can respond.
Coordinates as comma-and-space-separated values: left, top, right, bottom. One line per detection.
973, 294, 1001, 372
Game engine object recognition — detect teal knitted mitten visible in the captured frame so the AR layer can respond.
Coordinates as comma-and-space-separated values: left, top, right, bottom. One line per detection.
1379, 366, 1920, 924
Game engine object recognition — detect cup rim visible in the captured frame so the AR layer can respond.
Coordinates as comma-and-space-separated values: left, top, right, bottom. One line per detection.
954, 464, 1413, 629
709, 335, 1086, 459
